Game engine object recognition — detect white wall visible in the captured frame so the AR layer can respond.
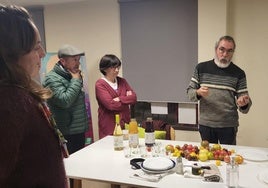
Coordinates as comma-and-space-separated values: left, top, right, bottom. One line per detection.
228, 0, 268, 147
198, 0, 228, 62
44, 0, 121, 141
44, 0, 268, 148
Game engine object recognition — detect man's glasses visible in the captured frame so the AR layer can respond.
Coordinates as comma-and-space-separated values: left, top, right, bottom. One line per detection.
218, 47, 234, 55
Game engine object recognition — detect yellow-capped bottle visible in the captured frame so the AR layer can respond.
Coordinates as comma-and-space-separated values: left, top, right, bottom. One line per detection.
128, 118, 139, 148
113, 114, 124, 151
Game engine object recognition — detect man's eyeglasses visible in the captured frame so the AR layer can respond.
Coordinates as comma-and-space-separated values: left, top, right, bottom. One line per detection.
218, 47, 234, 55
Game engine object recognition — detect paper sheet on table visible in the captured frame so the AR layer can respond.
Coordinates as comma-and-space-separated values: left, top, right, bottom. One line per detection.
130, 170, 163, 182
184, 164, 223, 182
151, 102, 168, 115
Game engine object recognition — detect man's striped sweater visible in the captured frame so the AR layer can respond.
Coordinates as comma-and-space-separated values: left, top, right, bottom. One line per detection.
187, 59, 251, 128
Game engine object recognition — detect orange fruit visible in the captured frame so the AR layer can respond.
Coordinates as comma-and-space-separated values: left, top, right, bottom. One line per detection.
215, 160, 221, 166
165, 144, 175, 153
230, 149, 235, 154
235, 154, 244, 164
212, 144, 221, 151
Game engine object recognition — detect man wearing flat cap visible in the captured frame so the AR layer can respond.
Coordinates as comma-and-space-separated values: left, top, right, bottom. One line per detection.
43, 44, 89, 155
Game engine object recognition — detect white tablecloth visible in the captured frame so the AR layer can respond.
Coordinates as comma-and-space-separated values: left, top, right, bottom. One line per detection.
64, 136, 268, 188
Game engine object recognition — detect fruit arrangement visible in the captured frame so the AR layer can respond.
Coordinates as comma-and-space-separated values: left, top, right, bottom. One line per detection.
165, 140, 244, 164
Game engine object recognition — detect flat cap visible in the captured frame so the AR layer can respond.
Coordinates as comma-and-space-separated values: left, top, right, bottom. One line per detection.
58, 44, 85, 58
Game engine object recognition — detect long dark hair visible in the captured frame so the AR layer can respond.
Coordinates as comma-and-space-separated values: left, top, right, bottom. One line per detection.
0, 5, 51, 100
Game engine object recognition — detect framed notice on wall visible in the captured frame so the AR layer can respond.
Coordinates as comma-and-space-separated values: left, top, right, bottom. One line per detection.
178, 103, 197, 125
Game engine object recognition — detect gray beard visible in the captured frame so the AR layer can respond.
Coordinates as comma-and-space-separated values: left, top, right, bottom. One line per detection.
214, 57, 231, 68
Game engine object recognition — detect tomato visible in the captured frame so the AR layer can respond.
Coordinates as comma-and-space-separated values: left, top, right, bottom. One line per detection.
187, 144, 193, 151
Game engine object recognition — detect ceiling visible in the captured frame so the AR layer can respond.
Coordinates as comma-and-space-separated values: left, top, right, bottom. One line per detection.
0, 0, 86, 7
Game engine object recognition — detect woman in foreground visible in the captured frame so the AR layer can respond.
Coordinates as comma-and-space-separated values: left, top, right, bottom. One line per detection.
0, 4, 68, 188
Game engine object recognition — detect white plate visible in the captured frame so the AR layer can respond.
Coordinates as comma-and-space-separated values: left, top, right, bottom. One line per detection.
141, 165, 175, 174
259, 170, 268, 184
142, 157, 175, 171
237, 149, 268, 162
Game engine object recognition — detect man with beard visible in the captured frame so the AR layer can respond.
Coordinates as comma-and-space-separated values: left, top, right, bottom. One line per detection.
187, 36, 252, 145
43, 44, 88, 154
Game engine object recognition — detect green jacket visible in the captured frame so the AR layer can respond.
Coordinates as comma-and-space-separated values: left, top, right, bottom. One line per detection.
43, 62, 88, 135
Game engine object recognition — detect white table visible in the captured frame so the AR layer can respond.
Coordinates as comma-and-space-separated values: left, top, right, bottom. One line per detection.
64, 136, 268, 188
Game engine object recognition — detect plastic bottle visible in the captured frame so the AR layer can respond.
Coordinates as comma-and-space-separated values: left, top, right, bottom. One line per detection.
226, 156, 239, 188
144, 117, 155, 147
176, 156, 184, 175
128, 118, 139, 148
113, 114, 123, 151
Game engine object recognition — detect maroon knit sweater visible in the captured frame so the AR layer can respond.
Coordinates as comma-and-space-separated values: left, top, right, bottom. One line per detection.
0, 85, 67, 188
95, 77, 137, 139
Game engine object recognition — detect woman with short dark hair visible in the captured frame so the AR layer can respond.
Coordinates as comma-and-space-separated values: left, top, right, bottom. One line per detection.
96, 54, 137, 139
